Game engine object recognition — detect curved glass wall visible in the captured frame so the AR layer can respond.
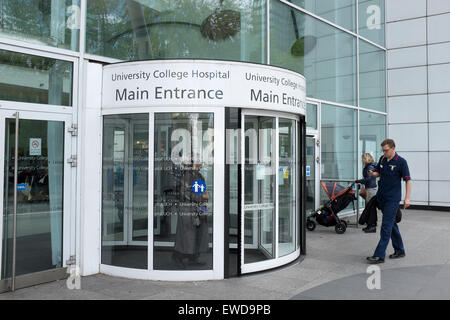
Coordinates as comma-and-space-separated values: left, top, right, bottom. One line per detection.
270, 0, 357, 106
100, 107, 302, 278
0, 0, 80, 51
153, 113, 214, 271
86, 0, 266, 63
278, 118, 297, 257
101, 113, 149, 269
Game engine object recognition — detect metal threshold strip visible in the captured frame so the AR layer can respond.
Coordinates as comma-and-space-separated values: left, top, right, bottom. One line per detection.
0, 268, 68, 294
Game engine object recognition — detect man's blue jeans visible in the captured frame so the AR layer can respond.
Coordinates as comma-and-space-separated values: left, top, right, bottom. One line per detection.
373, 201, 405, 259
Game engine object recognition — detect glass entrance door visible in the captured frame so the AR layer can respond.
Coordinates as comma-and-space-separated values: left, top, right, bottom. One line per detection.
243, 115, 276, 263
0, 110, 73, 292
241, 111, 299, 274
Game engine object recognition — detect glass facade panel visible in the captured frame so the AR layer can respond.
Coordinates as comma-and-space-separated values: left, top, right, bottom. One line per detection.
321, 104, 357, 180
306, 103, 317, 130
359, 40, 386, 112
0, 0, 80, 50
153, 113, 213, 270
291, 0, 356, 32
0, 49, 73, 106
102, 114, 149, 269
270, 0, 357, 106
278, 118, 297, 257
86, 0, 266, 63
359, 111, 385, 166
358, 0, 385, 46
358, 111, 385, 209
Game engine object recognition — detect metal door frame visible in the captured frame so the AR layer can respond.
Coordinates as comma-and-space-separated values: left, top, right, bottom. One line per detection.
0, 109, 74, 292
306, 100, 321, 211
306, 134, 321, 211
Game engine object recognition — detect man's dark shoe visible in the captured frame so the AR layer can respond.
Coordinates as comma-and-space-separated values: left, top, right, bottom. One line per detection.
366, 256, 385, 264
389, 252, 405, 259
364, 226, 377, 233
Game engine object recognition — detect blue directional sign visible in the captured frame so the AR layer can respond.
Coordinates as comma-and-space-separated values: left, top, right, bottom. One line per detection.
191, 180, 206, 194
17, 183, 27, 191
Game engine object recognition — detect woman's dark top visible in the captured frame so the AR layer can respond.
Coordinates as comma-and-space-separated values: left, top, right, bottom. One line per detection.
356, 162, 377, 189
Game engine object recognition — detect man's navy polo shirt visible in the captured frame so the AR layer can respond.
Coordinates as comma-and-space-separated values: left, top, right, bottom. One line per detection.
375, 153, 411, 203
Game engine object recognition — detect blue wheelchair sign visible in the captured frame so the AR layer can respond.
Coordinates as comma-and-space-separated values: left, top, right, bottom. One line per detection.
192, 180, 206, 194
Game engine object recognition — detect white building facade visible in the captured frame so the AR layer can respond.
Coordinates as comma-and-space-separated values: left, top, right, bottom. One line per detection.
386, 0, 450, 207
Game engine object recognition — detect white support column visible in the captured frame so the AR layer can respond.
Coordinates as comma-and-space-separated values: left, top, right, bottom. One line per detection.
79, 62, 103, 276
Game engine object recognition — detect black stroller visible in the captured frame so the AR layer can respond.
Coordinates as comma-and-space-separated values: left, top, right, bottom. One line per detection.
306, 181, 356, 234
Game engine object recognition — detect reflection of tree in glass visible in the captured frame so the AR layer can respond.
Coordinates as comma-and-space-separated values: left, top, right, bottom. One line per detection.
86, 0, 264, 61
200, 0, 240, 41
1, 0, 76, 48
1, 0, 51, 41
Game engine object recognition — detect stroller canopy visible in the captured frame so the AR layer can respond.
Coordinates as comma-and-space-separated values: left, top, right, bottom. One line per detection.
321, 181, 354, 200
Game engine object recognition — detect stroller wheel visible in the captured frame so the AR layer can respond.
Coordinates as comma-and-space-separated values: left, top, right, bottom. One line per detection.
306, 220, 316, 231
335, 222, 346, 234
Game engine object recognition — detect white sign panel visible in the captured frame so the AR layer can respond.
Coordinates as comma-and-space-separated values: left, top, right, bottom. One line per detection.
29, 138, 42, 156
102, 60, 306, 115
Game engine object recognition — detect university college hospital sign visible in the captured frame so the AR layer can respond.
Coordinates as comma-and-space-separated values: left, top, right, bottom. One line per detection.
102, 60, 306, 116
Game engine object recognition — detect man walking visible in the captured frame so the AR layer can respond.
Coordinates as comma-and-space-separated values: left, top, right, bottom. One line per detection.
366, 139, 412, 264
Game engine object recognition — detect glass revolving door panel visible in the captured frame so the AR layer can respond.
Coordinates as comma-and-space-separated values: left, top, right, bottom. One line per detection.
241, 112, 300, 274
243, 115, 276, 264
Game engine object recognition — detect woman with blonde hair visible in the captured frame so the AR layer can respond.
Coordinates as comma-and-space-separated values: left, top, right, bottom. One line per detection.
356, 152, 378, 233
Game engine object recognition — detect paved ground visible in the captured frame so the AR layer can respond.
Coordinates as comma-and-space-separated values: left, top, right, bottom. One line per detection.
1, 209, 449, 300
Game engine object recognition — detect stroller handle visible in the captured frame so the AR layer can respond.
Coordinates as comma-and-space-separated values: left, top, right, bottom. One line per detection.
321, 180, 357, 200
